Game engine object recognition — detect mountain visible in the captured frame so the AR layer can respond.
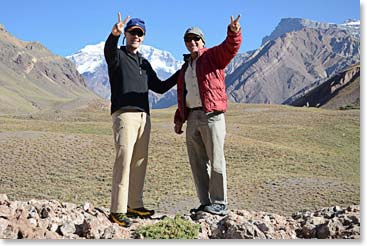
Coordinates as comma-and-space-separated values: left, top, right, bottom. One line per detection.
225, 18, 360, 105
286, 64, 360, 109
0, 24, 98, 115
261, 18, 360, 45
67, 42, 183, 108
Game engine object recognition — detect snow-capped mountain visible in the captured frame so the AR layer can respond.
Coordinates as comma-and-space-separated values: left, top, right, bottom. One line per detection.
67, 42, 183, 108
261, 18, 360, 45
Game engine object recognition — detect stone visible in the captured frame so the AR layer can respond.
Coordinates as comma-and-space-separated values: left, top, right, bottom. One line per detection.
59, 222, 76, 236
0, 194, 9, 205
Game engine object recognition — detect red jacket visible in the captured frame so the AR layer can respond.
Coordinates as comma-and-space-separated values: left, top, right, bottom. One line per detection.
174, 27, 242, 125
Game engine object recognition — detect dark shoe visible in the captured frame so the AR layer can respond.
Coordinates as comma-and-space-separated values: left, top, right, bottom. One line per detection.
109, 213, 132, 227
190, 204, 210, 214
204, 203, 228, 216
127, 207, 155, 218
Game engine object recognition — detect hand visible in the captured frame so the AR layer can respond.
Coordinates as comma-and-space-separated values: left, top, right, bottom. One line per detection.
112, 12, 130, 36
229, 15, 241, 33
174, 123, 184, 134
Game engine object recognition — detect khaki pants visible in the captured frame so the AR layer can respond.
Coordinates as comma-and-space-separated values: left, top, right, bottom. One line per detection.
186, 110, 227, 205
110, 109, 150, 213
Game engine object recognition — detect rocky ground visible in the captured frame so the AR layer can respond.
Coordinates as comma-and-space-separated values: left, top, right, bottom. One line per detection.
0, 194, 360, 239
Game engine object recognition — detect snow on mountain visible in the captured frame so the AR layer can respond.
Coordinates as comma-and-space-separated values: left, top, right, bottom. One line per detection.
342, 19, 360, 27
66, 42, 105, 74
139, 45, 182, 78
340, 19, 360, 38
67, 42, 183, 108
261, 18, 360, 45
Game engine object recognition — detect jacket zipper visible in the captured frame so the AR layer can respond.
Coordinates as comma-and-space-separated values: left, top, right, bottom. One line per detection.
138, 56, 142, 75
196, 58, 206, 111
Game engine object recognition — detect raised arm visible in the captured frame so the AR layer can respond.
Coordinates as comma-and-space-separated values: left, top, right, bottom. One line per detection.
206, 14, 242, 69
104, 12, 130, 66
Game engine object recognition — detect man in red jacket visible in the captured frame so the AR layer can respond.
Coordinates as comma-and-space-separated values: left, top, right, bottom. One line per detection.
174, 15, 242, 216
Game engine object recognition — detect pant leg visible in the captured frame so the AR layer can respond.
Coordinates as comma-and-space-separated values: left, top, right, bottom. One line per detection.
186, 111, 211, 205
110, 111, 140, 213
199, 112, 227, 205
128, 112, 150, 209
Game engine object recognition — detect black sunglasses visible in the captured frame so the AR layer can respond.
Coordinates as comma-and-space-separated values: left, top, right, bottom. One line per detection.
128, 29, 144, 37
184, 35, 201, 42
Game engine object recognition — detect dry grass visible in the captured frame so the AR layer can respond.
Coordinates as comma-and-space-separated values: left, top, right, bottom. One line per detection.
0, 103, 359, 216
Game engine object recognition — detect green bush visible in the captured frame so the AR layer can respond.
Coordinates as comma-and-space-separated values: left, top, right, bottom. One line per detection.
135, 214, 201, 239
339, 104, 359, 110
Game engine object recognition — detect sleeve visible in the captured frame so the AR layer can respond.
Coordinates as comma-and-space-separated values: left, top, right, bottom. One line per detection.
174, 108, 183, 125
146, 60, 180, 94
104, 33, 120, 68
206, 26, 242, 69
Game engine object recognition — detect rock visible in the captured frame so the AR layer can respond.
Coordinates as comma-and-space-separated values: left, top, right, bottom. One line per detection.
0, 218, 9, 236
316, 223, 330, 239
0, 205, 11, 219
40, 206, 53, 219
310, 216, 326, 225
59, 222, 76, 236
48, 223, 59, 232
0, 194, 9, 205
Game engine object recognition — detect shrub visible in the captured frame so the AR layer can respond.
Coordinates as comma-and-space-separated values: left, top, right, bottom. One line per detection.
135, 214, 201, 239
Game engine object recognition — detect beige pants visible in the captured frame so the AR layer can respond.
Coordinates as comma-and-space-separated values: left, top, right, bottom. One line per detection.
110, 109, 150, 213
186, 110, 227, 205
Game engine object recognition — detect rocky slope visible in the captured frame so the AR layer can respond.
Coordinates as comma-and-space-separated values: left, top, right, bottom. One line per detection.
0, 24, 98, 115
0, 194, 359, 239
226, 24, 360, 104
286, 64, 360, 109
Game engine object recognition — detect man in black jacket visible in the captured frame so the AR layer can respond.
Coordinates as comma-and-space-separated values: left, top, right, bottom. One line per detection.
104, 12, 179, 227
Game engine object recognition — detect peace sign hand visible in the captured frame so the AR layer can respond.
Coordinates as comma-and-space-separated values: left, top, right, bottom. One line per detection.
112, 12, 130, 36
229, 15, 241, 33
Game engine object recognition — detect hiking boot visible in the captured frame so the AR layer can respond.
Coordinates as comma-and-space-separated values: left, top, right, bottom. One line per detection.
204, 203, 228, 216
190, 204, 210, 214
127, 207, 155, 218
109, 213, 132, 227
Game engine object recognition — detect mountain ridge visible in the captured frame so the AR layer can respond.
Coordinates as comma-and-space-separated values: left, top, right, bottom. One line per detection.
261, 18, 360, 45
286, 64, 360, 109
225, 21, 360, 105
0, 24, 99, 115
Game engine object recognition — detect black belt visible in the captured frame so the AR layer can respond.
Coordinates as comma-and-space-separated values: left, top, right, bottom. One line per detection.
120, 108, 144, 113
188, 107, 203, 112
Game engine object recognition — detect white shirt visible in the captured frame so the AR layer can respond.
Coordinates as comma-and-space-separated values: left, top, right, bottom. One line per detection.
184, 58, 202, 108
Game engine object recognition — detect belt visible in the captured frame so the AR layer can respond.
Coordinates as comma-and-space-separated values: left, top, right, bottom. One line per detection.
188, 107, 203, 112
120, 108, 144, 113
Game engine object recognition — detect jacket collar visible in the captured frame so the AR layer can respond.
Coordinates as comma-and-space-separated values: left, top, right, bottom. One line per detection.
121, 46, 143, 58
183, 47, 208, 62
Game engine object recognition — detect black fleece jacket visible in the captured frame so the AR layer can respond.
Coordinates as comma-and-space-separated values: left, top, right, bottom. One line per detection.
104, 33, 179, 115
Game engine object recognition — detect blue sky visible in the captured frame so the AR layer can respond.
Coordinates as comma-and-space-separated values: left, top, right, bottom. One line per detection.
0, 0, 360, 60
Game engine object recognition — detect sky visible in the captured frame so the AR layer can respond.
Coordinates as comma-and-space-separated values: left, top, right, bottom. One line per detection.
0, 0, 361, 60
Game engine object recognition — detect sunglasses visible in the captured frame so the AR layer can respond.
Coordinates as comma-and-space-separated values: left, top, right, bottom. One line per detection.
128, 29, 144, 37
184, 36, 201, 42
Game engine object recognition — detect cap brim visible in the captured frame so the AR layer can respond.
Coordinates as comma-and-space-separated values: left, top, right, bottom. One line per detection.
126, 26, 145, 33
